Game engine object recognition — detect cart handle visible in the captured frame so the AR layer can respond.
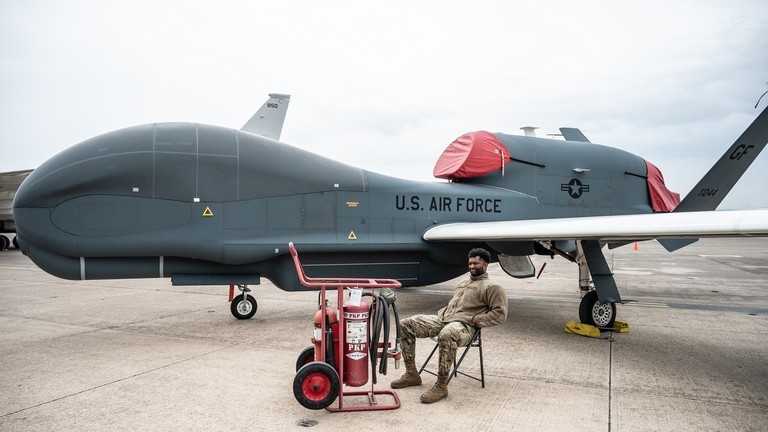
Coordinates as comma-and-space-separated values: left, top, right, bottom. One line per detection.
288, 242, 402, 289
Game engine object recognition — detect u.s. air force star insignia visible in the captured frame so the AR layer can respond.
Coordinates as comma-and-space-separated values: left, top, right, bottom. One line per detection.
561, 178, 590, 199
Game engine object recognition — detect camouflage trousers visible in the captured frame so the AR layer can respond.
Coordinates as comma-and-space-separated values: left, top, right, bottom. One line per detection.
399, 315, 476, 377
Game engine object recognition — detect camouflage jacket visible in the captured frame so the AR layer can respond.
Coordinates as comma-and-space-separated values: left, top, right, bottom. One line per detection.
437, 273, 508, 328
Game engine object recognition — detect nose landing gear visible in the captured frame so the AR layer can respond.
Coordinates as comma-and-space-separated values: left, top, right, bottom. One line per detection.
230, 285, 257, 320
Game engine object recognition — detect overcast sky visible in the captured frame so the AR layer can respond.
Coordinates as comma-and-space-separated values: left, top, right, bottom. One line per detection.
2, 0, 766, 208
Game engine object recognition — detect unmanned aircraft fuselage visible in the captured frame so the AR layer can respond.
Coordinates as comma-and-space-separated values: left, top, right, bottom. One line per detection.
13, 122, 658, 291
13, 99, 768, 328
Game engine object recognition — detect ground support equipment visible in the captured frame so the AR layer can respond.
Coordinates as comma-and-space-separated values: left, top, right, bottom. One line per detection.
289, 242, 402, 412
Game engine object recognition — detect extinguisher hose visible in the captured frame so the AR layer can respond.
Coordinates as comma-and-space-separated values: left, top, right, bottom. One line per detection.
325, 304, 336, 372
385, 302, 402, 375
317, 291, 337, 372
366, 291, 403, 383
368, 295, 385, 384
391, 302, 401, 350
379, 298, 390, 377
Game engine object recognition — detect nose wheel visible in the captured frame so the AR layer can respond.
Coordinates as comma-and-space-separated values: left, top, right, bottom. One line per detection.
230, 285, 257, 319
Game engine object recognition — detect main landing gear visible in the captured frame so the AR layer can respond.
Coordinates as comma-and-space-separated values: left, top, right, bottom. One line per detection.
230, 285, 257, 319
578, 290, 616, 328
542, 239, 619, 329
575, 240, 620, 329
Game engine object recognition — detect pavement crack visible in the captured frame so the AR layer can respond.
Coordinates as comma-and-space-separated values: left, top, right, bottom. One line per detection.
608, 331, 614, 432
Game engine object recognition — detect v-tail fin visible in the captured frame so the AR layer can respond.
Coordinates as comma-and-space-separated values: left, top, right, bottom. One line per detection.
241, 93, 291, 140
675, 105, 768, 212
658, 105, 768, 251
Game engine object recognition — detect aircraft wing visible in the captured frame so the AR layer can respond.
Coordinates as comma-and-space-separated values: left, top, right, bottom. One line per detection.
423, 209, 768, 242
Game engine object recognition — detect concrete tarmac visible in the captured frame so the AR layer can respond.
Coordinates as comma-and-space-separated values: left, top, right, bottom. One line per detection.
1, 238, 767, 431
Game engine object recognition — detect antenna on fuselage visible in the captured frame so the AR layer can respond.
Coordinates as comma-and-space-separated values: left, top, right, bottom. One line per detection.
520, 126, 539, 137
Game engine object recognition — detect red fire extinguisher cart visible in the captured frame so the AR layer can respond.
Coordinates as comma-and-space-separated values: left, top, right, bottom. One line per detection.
289, 242, 402, 412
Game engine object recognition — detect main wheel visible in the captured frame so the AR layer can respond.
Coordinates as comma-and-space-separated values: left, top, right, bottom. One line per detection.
296, 346, 316, 372
0, 236, 8, 250
230, 294, 257, 319
579, 290, 616, 328
293, 361, 339, 410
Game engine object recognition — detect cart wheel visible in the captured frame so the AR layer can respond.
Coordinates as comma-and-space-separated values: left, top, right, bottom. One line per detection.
230, 294, 257, 320
296, 346, 315, 372
293, 361, 339, 410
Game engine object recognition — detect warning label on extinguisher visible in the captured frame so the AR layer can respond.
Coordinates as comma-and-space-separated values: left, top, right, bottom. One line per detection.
346, 321, 367, 344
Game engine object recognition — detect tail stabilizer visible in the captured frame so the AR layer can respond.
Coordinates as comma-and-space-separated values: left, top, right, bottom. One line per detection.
675, 105, 768, 212
559, 127, 591, 143
241, 93, 291, 140
657, 106, 768, 251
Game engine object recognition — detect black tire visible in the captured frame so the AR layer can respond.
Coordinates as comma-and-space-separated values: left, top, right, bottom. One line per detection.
293, 361, 339, 410
12, 236, 19, 249
230, 294, 257, 319
296, 346, 316, 372
0, 236, 8, 250
578, 290, 616, 328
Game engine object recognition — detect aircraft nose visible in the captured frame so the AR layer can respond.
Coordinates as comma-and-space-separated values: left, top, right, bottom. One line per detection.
13, 124, 156, 210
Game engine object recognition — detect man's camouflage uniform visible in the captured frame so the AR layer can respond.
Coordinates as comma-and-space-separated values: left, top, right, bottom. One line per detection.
392, 271, 508, 402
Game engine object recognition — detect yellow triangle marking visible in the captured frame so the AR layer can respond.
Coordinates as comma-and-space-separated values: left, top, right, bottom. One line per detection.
348, 230, 357, 240
202, 206, 214, 217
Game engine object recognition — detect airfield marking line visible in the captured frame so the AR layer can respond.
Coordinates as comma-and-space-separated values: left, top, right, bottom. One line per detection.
622, 302, 670, 308
609, 386, 768, 410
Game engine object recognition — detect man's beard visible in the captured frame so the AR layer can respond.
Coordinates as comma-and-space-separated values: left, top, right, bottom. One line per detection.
470, 268, 485, 277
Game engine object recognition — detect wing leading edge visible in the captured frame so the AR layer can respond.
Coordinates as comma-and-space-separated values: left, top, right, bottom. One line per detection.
422, 209, 768, 243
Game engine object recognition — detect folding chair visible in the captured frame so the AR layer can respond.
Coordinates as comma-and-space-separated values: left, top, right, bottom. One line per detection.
418, 327, 485, 388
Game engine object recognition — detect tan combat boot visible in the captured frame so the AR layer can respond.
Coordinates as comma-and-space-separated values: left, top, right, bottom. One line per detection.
390, 359, 422, 389
420, 373, 448, 403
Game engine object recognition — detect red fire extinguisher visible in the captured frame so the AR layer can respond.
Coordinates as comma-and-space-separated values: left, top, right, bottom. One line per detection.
312, 307, 339, 370
342, 298, 369, 387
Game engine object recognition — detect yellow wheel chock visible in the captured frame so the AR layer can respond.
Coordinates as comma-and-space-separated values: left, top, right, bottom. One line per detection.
564, 320, 630, 338
611, 321, 630, 333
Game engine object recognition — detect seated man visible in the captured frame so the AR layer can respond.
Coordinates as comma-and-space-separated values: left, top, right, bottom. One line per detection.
391, 248, 508, 403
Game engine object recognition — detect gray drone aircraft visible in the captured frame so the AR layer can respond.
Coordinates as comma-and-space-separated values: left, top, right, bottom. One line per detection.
12, 96, 768, 328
